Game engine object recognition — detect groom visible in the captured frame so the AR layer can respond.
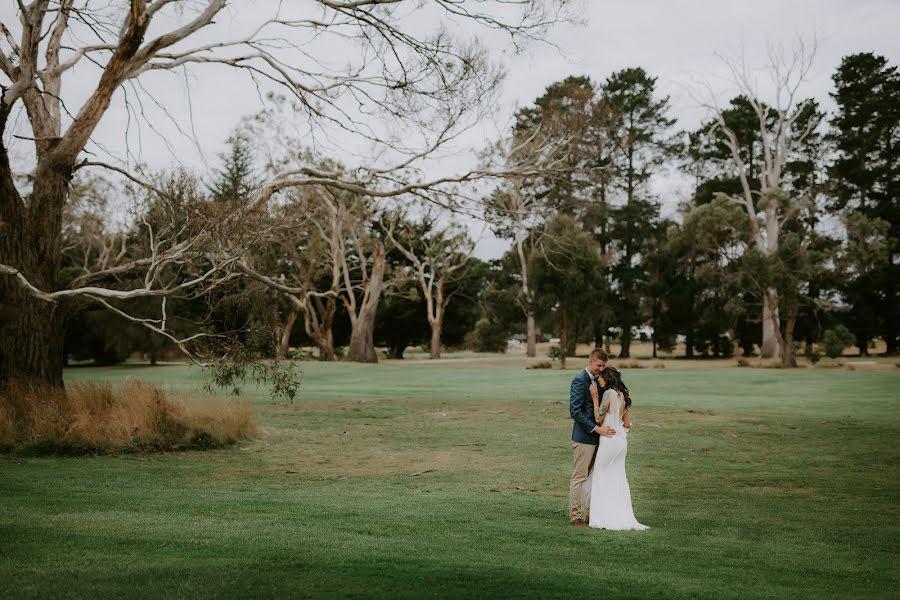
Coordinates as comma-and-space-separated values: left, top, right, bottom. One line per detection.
569, 348, 616, 526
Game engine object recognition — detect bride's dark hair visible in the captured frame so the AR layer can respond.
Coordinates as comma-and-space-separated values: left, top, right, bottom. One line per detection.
600, 367, 631, 409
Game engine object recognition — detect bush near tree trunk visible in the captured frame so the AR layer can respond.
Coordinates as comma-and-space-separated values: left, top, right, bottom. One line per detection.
822, 325, 857, 359
467, 318, 510, 353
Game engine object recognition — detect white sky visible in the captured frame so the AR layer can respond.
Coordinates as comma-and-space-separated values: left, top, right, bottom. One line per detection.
3, 0, 898, 258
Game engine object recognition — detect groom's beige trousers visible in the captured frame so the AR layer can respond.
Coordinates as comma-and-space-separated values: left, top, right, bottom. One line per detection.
570, 442, 598, 522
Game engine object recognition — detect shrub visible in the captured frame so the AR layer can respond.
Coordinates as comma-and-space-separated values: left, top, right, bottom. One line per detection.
804, 344, 822, 364
468, 318, 509, 353
0, 380, 256, 454
822, 325, 855, 359
652, 362, 666, 369
618, 360, 645, 369
526, 361, 553, 369
736, 358, 750, 367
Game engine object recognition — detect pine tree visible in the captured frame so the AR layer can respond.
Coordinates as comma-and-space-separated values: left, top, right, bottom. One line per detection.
601, 67, 679, 357
828, 53, 900, 354
209, 132, 259, 204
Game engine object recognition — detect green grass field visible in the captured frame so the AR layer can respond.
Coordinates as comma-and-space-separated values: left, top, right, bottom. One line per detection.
2, 360, 899, 599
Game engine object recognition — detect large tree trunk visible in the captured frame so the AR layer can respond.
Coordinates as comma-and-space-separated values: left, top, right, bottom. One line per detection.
782, 312, 798, 368
318, 328, 335, 362
428, 280, 445, 360
619, 324, 632, 359
347, 245, 385, 363
276, 309, 298, 360
0, 155, 70, 388
761, 290, 782, 359
348, 317, 377, 363
526, 313, 536, 358
429, 318, 442, 360
0, 293, 67, 387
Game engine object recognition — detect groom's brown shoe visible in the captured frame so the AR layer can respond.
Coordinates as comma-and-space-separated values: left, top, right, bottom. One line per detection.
570, 519, 588, 527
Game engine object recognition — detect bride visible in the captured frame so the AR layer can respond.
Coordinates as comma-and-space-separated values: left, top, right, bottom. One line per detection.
583, 367, 648, 531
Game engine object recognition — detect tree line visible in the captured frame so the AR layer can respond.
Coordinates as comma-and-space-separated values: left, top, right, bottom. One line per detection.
488, 49, 897, 368
63, 50, 898, 369
0, 3, 894, 390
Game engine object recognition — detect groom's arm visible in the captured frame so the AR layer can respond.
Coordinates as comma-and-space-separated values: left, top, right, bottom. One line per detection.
570, 376, 599, 436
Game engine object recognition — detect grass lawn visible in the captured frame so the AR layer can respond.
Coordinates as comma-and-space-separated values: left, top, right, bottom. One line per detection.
1, 360, 899, 599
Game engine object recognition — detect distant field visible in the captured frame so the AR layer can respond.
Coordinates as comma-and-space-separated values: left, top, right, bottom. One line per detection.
2, 359, 898, 599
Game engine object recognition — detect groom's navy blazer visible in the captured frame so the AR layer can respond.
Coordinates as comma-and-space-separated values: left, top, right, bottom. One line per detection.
570, 369, 600, 445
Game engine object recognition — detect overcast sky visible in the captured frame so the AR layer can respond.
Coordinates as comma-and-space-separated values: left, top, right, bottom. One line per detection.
4, 0, 899, 258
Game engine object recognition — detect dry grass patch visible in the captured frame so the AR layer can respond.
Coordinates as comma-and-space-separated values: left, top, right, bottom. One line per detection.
526, 361, 553, 369
0, 379, 255, 453
617, 359, 646, 369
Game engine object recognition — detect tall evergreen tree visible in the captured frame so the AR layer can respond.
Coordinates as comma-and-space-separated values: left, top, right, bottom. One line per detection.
828, 53, 900, 354
209, 132, 259, 204
600, 67, 678, 357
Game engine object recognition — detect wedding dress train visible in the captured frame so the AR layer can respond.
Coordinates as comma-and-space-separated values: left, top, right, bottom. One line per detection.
583, 389, 648, 531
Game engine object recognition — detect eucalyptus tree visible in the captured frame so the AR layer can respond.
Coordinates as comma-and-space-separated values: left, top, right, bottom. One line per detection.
696, 38, 824, 360
385, 210, 476, 360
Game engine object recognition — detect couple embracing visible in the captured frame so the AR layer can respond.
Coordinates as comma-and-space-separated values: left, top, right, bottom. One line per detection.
568, 349, 648, 531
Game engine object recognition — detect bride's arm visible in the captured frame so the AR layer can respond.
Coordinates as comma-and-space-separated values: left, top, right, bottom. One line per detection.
623, 406, 632, 429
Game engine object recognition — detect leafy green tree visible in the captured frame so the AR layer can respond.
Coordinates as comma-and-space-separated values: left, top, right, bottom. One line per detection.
828, 53, 900, 354
835, 212, 894, 355
641, 218, 683, 357
668, 198, 751, 357
822, 325, 856, 359
529, 215, 604, 368
385, 211, 477, 359
209, 132, 259, 204
600, 67, 679, 357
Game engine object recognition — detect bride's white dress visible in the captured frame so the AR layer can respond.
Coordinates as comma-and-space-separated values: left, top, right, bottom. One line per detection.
584, 388, 648, 531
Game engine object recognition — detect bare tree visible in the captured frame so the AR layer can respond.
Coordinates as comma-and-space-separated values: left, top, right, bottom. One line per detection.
0, 0, 570, 386
698, 37, 821, 360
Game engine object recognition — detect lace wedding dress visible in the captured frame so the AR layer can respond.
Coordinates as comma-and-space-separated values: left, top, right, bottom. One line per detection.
583, 388, 648, 531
